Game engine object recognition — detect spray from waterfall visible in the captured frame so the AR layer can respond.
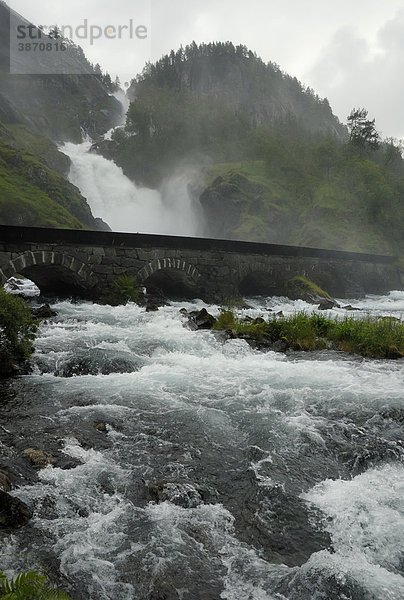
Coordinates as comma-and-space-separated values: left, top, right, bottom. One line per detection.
61, 93, 202, 235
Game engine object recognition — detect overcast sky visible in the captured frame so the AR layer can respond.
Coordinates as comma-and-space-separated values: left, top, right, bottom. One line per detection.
7, 0, 404, 138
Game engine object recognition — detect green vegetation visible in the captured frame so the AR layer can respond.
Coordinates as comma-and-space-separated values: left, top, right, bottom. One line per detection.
100, 275, 143, 306
286, 277, 330, 301
0, 126, 99, 229
200, 137, 404, 254
213, 309, 404, 359
0, 569, 72, 599
4, 124, 70, 175
0, 289, 38, 376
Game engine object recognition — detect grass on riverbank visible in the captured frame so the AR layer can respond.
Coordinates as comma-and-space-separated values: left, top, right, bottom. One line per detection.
213, 310, 404, 358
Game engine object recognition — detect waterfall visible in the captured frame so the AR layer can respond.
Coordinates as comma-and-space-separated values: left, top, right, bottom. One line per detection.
61, 94, 202, 236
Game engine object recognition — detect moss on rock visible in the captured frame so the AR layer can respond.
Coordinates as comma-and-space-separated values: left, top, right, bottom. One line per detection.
286, 276, 331, 303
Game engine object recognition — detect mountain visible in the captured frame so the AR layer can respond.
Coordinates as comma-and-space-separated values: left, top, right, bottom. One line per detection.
128, 42, 345, 138
99, 42, 404, 255
0, 1, 118, 230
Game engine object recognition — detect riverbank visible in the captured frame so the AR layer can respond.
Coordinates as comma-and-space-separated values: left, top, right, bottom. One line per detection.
189, 308, 404, 359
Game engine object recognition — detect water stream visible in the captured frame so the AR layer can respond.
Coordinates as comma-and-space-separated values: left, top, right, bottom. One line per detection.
0, 293, 403, 599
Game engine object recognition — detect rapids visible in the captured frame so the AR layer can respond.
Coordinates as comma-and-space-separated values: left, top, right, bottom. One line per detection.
0, 292, 403, 599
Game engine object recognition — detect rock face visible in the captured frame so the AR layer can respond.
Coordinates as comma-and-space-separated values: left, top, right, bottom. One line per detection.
0, 489, 32, 528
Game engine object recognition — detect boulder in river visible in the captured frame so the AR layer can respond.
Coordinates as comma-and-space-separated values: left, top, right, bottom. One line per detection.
342, 305, 362, 311
189, 308, 217, 330
148, 482, 213, 508
318, 298, 340, 310
22, 448, 57, 469
0, 489, 32, 528
31, 304, 57, 319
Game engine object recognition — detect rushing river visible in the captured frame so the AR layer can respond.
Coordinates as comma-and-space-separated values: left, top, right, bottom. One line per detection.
0, 292, 404, 600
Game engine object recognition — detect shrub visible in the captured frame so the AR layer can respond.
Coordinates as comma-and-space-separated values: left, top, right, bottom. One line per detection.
0, 289, 38, 376
100, 275, 143, 306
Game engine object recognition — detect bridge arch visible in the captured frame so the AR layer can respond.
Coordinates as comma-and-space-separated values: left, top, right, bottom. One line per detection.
238, 264, 285, 297
0, 250, 98, 297
137, 258, 202, 299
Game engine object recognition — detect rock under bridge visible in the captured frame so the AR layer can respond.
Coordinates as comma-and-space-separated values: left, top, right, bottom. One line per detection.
0, 225, 401, 301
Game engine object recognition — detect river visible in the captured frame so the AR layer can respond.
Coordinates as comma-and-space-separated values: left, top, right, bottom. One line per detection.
0, 292, 403, 599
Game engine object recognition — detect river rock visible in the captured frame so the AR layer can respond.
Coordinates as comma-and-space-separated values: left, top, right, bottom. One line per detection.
342, 305, 361, 311
189, 308, 217, 329
146, 303, 159, 312
0, 490, 32, 528
272, 338, 290, 353
31, 304, 57, 319
0, 470, 13, 491
317, 298, 340, 310
22, 448, 57, 469
94, 422, 108, 432
148, 482, 206, 508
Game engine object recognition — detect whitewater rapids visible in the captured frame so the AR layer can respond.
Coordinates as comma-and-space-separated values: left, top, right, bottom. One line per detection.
0, 292, 403, 599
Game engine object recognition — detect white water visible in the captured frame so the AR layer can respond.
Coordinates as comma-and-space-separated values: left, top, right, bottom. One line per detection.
0, 292, 403, 599
61, 93, 201, 235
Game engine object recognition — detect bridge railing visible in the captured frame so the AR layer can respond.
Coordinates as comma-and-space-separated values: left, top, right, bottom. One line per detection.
0, 225, 397, 264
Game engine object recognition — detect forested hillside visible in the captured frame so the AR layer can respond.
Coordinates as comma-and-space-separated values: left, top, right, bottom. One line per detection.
100, 42, 404, 255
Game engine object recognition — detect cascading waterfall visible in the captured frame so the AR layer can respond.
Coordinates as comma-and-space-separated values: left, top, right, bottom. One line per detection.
61, 94, 202, 236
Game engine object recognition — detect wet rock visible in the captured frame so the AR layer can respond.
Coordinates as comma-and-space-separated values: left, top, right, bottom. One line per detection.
57, 358, 99, 377
146, 303, 159, 312
6, 277, 22, 291
253, 317, 266, 324
189, 308, 217, 330
276, 311, 284, 317
148, 482, 207, 508
0, 490, 32, 528
100, 358, 139, 375
31, 304, 57, 319
94, 422, 108, 433
55, 457, 83, 471
56, 349, 140, 377
22, 448, 56, 469
0, 470, 13, 492
342, 304, 361, 311
272, 338, 290, 353
317, 298, 340, 310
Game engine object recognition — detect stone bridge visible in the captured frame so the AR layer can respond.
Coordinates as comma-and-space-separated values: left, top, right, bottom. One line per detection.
0, 225, 401, 301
